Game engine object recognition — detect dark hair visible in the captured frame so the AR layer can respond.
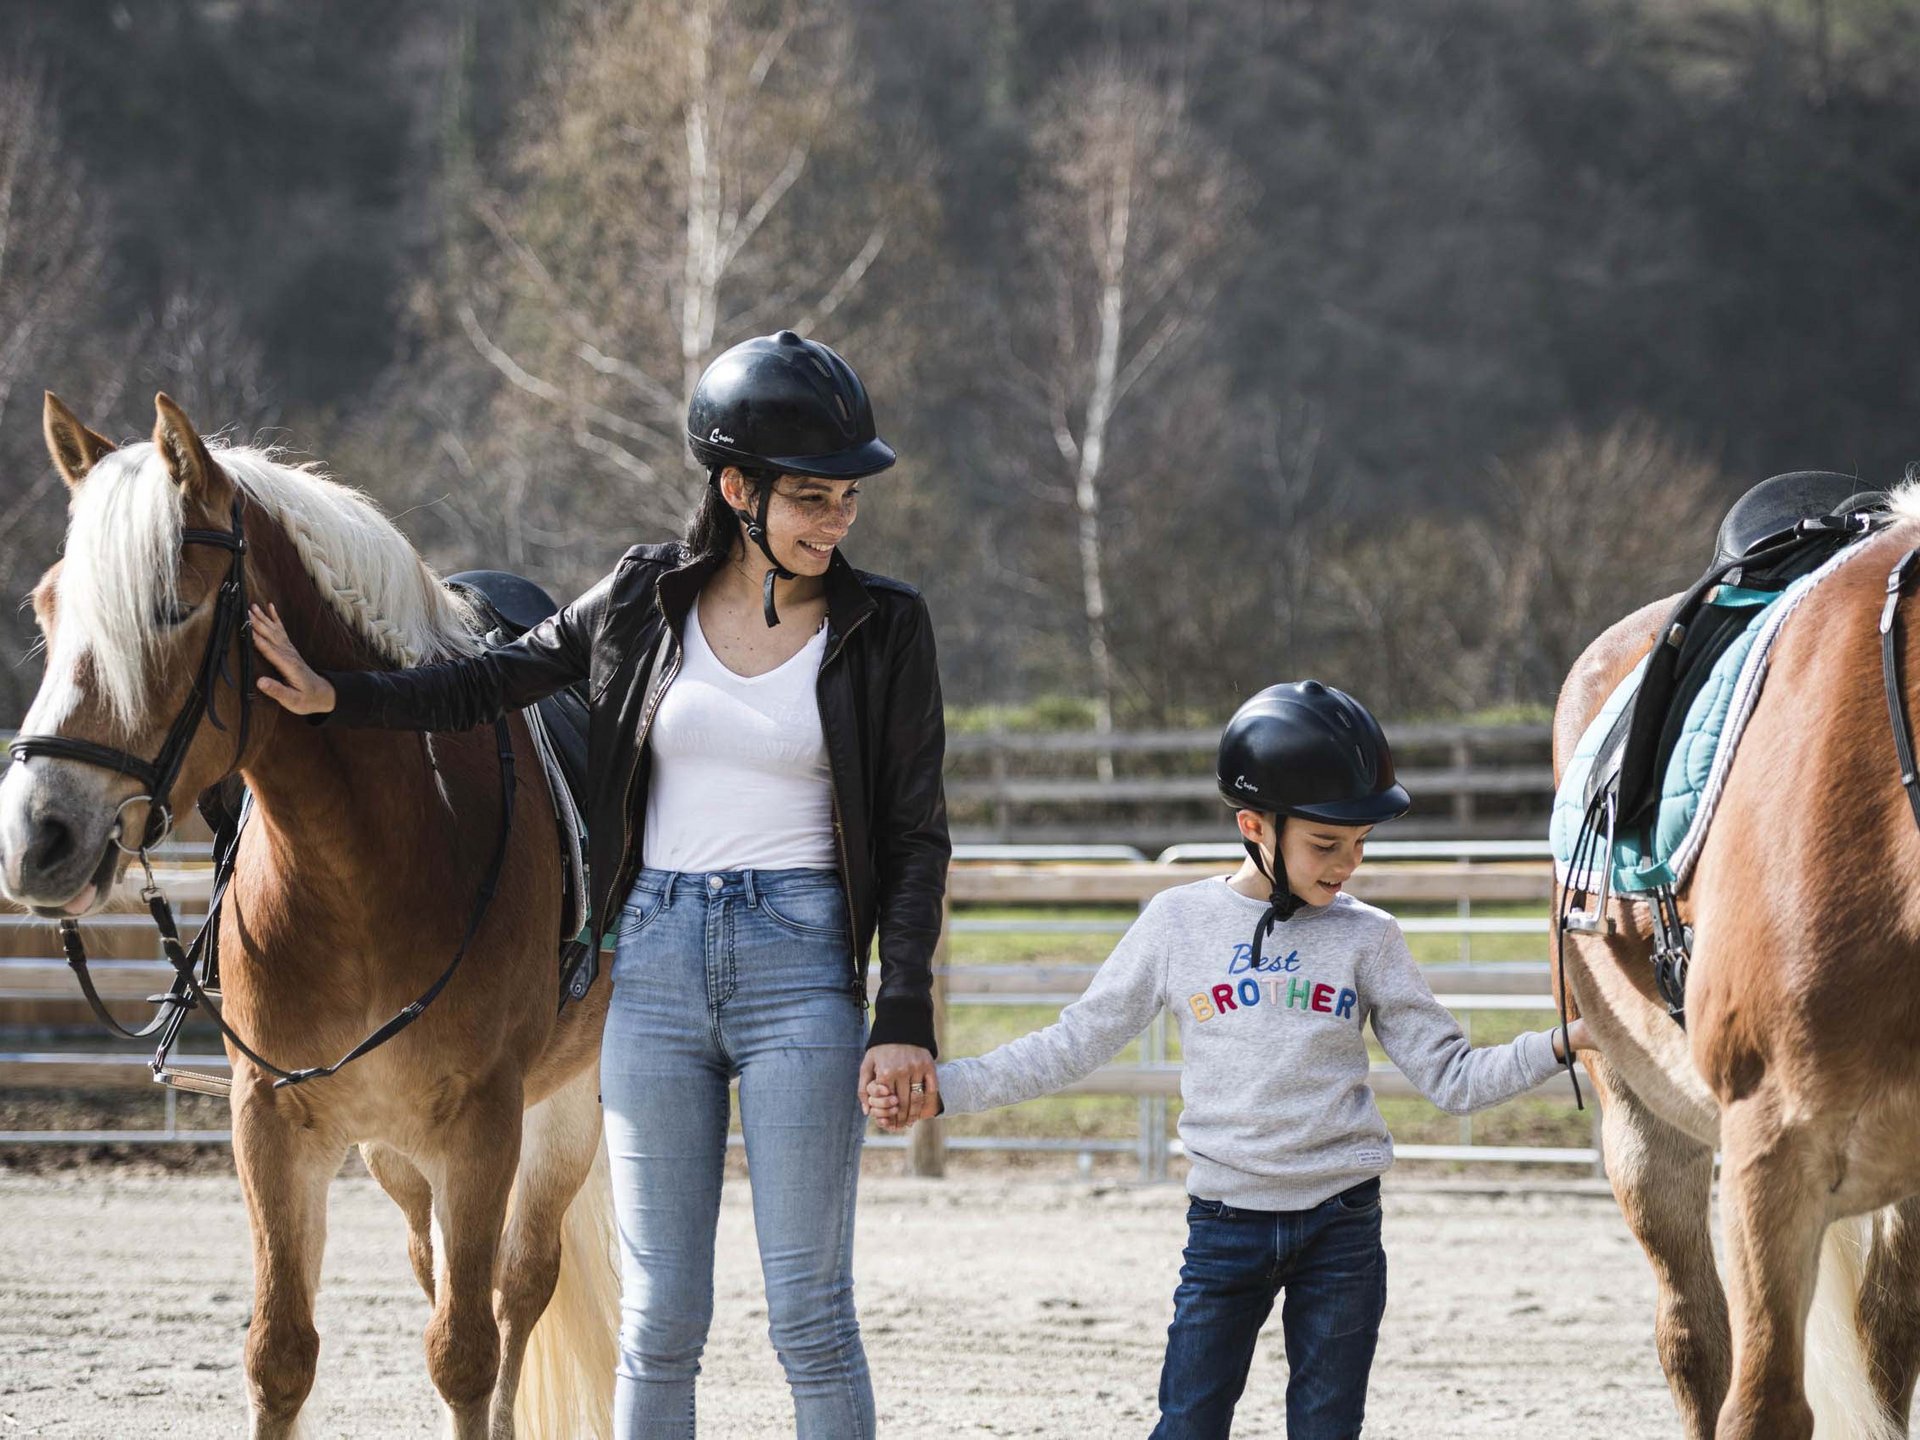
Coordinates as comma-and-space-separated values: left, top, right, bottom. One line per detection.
682, 465, 775, 561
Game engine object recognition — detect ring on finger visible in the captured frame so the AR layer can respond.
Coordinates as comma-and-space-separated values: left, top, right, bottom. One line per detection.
910, 1081, 925, 1094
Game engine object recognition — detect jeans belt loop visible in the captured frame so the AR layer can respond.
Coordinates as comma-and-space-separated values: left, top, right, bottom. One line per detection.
743, 867, 759, 908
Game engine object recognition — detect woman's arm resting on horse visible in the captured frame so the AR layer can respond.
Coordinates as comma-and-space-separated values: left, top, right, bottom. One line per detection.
252, 570, 612, 733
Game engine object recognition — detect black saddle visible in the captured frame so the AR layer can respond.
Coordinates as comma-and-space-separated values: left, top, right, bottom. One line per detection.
1587, 472, 1890, 830
446, 570, 591, 945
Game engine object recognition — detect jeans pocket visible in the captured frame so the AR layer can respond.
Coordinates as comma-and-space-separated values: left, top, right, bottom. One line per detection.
618, 888, 666, 939
1332, 1177, 1382, 1214
1186, 1195, 1227, 1221
758, 882, 850, 940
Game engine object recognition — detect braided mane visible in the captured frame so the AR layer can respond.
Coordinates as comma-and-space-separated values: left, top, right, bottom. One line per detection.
56, 439, 480, 731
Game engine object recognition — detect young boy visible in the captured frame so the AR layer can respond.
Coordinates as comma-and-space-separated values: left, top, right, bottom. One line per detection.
866, 680, 1589, 1439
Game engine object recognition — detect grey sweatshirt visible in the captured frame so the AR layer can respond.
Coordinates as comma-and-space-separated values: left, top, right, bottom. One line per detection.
938, 876, 1565, 1210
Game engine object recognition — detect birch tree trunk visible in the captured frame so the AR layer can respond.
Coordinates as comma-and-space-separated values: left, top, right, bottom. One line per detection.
1028, 62, 1243, 760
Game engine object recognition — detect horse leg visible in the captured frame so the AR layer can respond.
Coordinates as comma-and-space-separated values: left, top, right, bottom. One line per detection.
1859, 1196, 1920, 1425
423, 1077, 523, 1440
362, 1140, 435, 1302
488, 1063, 615, 1440
1714, 1092, 1830, 1440
1593, 1058, 1729, 1436
232, 1077, 346, 1440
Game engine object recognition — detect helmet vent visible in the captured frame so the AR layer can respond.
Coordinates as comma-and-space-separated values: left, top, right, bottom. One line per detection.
833, 391, 851, 420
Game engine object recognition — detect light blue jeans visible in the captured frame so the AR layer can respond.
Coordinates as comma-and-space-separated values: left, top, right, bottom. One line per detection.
601, 866, 873, 1439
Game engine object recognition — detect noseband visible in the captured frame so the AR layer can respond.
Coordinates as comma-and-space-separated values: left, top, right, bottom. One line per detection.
8, 495, 253, 852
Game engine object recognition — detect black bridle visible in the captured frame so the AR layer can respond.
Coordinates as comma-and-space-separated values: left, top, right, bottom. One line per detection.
6, 491, 516, 1090
10, 496, 255, 851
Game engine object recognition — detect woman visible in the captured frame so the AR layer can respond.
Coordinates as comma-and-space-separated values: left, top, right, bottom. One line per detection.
251, 329, 948, 1438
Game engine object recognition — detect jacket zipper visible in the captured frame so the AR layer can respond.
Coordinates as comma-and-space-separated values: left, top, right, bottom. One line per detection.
819, 613, 872, 1003
607, 629, 682, 928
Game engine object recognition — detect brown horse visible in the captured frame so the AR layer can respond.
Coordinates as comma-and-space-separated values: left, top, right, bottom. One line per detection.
0, 393, 616, 1439
1554, 491, 1920, 1440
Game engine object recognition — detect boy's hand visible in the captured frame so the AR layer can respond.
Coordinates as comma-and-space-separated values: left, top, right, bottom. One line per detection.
1553, 1018, 1595, 1061
864, 1079, 905, 1131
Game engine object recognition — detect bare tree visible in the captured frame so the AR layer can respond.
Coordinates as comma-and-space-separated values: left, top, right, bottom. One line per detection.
0, 66, 115, 721
1472, 416, 1723, 705
442, 0, 923, 567
1021, 62, 1245, 773
0, 64, 105, 574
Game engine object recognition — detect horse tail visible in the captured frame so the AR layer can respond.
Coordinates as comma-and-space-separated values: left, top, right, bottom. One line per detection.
514, 1138, 619, 1440
1804, 1215, 1902, 1440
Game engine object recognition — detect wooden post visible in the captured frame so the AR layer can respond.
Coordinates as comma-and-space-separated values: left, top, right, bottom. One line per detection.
1452, 734, 1474, 835
990, 726, 1011, 841
910, 895, 951, 1177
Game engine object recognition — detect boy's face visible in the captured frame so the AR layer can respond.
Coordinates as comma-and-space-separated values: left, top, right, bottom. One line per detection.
1239, 811, 1373, 903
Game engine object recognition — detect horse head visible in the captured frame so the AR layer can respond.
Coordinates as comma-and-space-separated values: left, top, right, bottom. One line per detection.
0, 392, 264, 916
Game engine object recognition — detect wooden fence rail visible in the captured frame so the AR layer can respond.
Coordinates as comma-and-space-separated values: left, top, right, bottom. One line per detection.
946, 722, 1554, 846
0, 835, 1588, 1174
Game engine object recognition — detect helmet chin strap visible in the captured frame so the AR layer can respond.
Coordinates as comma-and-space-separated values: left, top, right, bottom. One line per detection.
1244, 830, 1307, 968
730, 476, 796, 627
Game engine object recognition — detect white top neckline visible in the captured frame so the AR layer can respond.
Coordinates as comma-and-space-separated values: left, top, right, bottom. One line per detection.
688, 597, 828, 685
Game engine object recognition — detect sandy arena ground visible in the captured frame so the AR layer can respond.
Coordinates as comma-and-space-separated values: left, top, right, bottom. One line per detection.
0, 1165, 1676, 1438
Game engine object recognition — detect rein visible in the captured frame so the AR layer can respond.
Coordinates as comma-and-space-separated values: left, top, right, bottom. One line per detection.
8, 493, 518, 1091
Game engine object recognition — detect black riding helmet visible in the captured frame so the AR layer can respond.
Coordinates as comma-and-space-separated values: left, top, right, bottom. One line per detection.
686, 330, 896, 625
1217, 681, 1411, 962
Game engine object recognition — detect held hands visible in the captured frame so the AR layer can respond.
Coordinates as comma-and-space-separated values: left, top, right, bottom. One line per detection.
249, 603, 336, 715
859, 1044, 937, 1133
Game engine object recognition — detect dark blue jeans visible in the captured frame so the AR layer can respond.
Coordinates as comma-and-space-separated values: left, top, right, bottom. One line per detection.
1150, 1177, 1387, 1440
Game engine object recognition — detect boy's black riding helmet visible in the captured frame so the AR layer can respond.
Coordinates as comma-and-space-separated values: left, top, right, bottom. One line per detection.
1216, 681, 1411, 826
1218, 681, 1411, 958
686, 331, 895, 626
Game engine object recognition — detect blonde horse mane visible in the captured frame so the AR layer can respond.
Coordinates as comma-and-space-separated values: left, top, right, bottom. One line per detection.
55, 437, 480, 731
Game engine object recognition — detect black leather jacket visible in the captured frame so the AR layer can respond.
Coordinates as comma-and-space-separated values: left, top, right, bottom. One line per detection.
320, 544, 950, 1054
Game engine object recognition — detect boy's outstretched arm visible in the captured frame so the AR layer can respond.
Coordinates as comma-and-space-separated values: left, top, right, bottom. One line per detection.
931, 895, 1171, 1119
867, 892, 1172, 1129
1364, 921, 1572, 1116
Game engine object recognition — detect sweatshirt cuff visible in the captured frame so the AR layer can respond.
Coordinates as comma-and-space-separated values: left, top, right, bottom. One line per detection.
934, 1061, 976, 1115
866, 996, 937, 1055
1521, 1028, 1564, 1087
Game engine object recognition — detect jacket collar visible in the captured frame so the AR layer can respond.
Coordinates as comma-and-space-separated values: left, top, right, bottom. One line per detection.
655, 545, 876, 639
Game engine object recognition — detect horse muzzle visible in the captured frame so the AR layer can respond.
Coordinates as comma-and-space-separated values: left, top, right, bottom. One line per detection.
0, 759, 129, 915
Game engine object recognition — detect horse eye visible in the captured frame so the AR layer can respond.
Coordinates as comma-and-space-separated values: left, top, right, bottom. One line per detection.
154, 598, 195, 628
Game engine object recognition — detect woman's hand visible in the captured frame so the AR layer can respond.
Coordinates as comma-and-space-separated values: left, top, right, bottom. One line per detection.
859, 1044, 937, 1131
250, 603, 336, 715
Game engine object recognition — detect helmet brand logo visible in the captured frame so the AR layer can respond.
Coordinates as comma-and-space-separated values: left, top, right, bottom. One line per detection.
709, 428, 736, 445
1233, 776, 1258, 793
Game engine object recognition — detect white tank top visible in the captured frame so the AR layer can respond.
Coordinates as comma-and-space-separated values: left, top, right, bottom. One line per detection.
641, 597, 836, 873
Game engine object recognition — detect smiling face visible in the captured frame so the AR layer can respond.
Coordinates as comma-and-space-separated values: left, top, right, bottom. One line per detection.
718, 468, 860, 575
1238, 810, 1373, 903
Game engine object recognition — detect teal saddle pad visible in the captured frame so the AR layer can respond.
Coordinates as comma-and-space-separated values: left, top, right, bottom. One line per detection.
1549, 562, 1840, 895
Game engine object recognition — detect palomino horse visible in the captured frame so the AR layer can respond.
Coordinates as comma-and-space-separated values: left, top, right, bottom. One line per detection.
1555, 486, 1920, 1440
0, 393, 616, 1439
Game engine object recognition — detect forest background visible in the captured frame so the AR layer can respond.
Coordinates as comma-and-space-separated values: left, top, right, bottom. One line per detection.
0, 0, 1914, 736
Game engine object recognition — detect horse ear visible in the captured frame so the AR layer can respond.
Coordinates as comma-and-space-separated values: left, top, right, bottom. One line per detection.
43, 391, 116, 490
152, 393, 217, 497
